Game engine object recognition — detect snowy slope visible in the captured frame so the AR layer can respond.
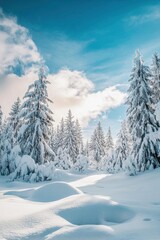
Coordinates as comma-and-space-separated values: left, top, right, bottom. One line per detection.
0, 169, 160, 240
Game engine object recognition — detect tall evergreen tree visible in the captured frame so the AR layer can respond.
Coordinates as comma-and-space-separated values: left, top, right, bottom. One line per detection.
127, 51, 160, 173
0, 106, 2, 128
90, 122, 106, 162
114, 120, 131, 172
0, 106, 3, 170
8, 97, 21, 141
106, 127, 114, 153
59, 118, 65, 149
0, 120, 14, 175
75, 119, 83, 154
98, 127, 114, 172
0, 99, 22, 175
64, 110, 78, 163
151, 53, 160, 105
19, 67, 54, 164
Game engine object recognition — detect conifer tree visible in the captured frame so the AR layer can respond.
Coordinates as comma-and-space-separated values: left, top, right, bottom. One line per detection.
75, 119, 83, 154
8, 97, 21, 141
127, 51, 160, 173
19, 67, 54, 164
106, 127, 114, 153
90, 122, 106, 162
99, 127, 114, 172
114, 120, 131, 172
64, 110, 78, 163
151, 53, 160, 105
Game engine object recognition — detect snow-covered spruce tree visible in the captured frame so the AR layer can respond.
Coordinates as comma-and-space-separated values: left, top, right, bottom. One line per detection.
64, 110, 78, 164
151, 53, 160, 106
19, 67, 54, 164
0, 105, 3, 149
0, 106, 3, 171
114, 120, 131, 172
0, 98, 22, 175
8, 97, 21, 141
75, 119, 84, 154
52, 118, 65, 156
90, 122, 106, 164
100, 127, 114, 172
57, 118, 65, 151
106, 127, 114, 153
53, 125, 61, 154
84, 140, 89, 157
0, 120, 14, 175
48, 126, 56, 153
73, 153, 89, 172
0, 106, 2, 130
54, 147, 72, 170
127, 51, 160, 173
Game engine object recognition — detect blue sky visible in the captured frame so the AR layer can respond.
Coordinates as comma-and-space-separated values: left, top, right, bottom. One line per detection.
0, 0, 160, 139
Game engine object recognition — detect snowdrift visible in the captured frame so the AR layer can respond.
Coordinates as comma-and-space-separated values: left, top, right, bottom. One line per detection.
5, 181, 82, 202
57, 194, 134, 225
46, 225, 114, 240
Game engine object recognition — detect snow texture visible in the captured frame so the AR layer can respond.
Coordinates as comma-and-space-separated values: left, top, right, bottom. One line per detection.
0, 168, 160, 240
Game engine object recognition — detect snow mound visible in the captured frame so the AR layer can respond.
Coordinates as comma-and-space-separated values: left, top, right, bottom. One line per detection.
5, 182, 82, 202
57, 195, 134, 225
46, 225, 114, 240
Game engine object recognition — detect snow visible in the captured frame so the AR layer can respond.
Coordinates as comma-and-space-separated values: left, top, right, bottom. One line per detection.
5, 182, 82, 202
0, 168, 160, 240
46, 225, 114, 240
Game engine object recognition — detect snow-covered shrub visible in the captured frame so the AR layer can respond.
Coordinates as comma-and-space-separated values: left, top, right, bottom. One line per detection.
30, 162, 55, 182
54, 147, 72, 170
9, 145, 21, 172
10, 155, 35, 181
73, 154, 89, 172
98, 150, 115, 173
10, 155, 55, 182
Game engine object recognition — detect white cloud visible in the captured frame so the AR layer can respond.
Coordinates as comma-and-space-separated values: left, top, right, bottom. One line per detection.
0, 8, 42, 75
129, 5, 160, 25
48, 69, 126, 126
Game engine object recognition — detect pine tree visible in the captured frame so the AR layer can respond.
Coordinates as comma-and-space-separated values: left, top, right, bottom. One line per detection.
19, 67, 54, 164
114, 120, 131, 172
127, 51, 160, 173
106, 127, 114, 153
59, 118, 65, 150
8, 97, 21, 141
64, 110, 78, 163
75, 119, 83, 154
99, 127, 114, 172
90, 122, 106, 163
151, 53, 160, 105
0, 106, 2, 128
0, 106, 3, 148
84, 140, 89, 157
0, 100, 22, 175
54, 147, 72, 170
0, 120, 14, 175
0, 106, 3, 170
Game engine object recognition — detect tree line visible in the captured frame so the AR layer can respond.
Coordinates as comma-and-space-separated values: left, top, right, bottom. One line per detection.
0, 50, 160, 181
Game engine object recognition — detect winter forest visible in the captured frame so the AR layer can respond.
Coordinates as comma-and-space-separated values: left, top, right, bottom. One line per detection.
0, 51, 160, 181
1, 2, 160, 239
